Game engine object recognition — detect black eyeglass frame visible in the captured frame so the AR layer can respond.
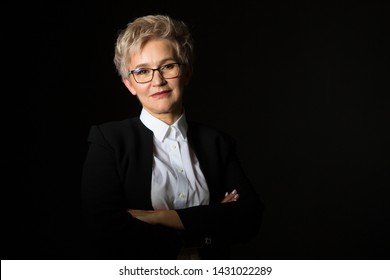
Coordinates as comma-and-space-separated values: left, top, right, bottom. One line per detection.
128, 63, 182, 84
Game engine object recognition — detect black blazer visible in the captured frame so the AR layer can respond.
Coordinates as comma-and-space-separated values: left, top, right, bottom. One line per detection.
81, 117, 263, 259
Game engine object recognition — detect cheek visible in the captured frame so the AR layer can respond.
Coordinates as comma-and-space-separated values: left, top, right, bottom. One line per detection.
132, 84, 150, 98
124, 78, 145, 96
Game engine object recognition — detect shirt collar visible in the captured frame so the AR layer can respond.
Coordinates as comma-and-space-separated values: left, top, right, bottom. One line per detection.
140, 108, 188, 142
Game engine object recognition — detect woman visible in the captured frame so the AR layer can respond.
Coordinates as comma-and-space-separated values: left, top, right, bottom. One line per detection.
81, 14, 263, 259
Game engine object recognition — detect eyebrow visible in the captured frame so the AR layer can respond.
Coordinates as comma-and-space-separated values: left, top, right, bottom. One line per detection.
133, 58, 176, 69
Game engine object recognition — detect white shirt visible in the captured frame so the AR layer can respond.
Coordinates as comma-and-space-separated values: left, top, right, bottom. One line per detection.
140, 109, 210, 210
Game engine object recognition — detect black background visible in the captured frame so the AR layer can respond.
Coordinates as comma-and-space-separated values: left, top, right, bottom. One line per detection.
5, 1, 390, 259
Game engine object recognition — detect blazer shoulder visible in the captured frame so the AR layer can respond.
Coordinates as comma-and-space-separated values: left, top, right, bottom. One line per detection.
87, 117, 151, 146
96, 117, 141, 133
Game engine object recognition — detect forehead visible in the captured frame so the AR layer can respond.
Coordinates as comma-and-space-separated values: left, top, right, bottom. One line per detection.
130, 39, 176, 67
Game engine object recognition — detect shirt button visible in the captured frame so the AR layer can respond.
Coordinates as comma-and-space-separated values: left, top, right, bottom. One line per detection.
205, 237, 212, 245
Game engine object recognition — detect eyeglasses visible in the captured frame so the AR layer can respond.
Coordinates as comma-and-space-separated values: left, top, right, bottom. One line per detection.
128, 63, 181, 84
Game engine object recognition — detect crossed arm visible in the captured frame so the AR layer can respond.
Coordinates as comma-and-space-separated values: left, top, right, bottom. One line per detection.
128, 189, 239, 230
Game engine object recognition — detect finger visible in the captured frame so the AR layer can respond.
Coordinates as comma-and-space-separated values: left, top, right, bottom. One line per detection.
221, 189, 239, 203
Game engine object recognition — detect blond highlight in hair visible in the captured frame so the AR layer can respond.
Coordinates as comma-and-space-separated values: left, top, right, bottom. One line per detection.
113, 14, 195, 79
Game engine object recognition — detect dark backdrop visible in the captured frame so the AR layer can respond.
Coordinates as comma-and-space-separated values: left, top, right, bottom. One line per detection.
6, 1, 389, 260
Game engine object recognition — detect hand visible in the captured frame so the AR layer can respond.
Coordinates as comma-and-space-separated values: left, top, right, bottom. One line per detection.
128, 209, 158, 224
127, 188, 239, 229
221, 189, 239, 203
128, 209, 184, 230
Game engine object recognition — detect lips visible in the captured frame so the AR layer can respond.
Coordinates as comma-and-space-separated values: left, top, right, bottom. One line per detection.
151, 90, 171, 98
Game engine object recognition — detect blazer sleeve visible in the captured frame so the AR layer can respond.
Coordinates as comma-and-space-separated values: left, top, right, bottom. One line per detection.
81, 125, 181, 259
175, 131, 264, 248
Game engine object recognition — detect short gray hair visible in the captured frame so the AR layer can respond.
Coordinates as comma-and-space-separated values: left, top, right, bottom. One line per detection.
113, 14, 195, 79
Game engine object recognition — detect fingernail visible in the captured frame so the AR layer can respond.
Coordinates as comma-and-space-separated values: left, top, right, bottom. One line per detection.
225, 192, 228, 197
232, 189, 237, 194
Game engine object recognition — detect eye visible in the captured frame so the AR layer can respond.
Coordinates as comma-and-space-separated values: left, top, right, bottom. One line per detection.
133, 68, 150, 76
160, 63, 175, 71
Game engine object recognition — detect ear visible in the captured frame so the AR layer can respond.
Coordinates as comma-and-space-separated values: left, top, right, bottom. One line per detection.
122, 77, 137, 96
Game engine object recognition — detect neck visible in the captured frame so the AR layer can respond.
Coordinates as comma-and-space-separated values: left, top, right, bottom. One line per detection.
147, 108, 183, 125
158, 113, 180, 125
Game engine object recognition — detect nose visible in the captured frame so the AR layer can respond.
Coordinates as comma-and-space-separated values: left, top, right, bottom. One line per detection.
151, 69, 166, 86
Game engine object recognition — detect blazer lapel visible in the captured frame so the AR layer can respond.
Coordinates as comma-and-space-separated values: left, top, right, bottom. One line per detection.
123, 118, 154, 210
187, 123, 222, 204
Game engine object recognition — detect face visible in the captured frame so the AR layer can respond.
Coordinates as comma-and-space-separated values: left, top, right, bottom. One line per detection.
123, 39, 191, 123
